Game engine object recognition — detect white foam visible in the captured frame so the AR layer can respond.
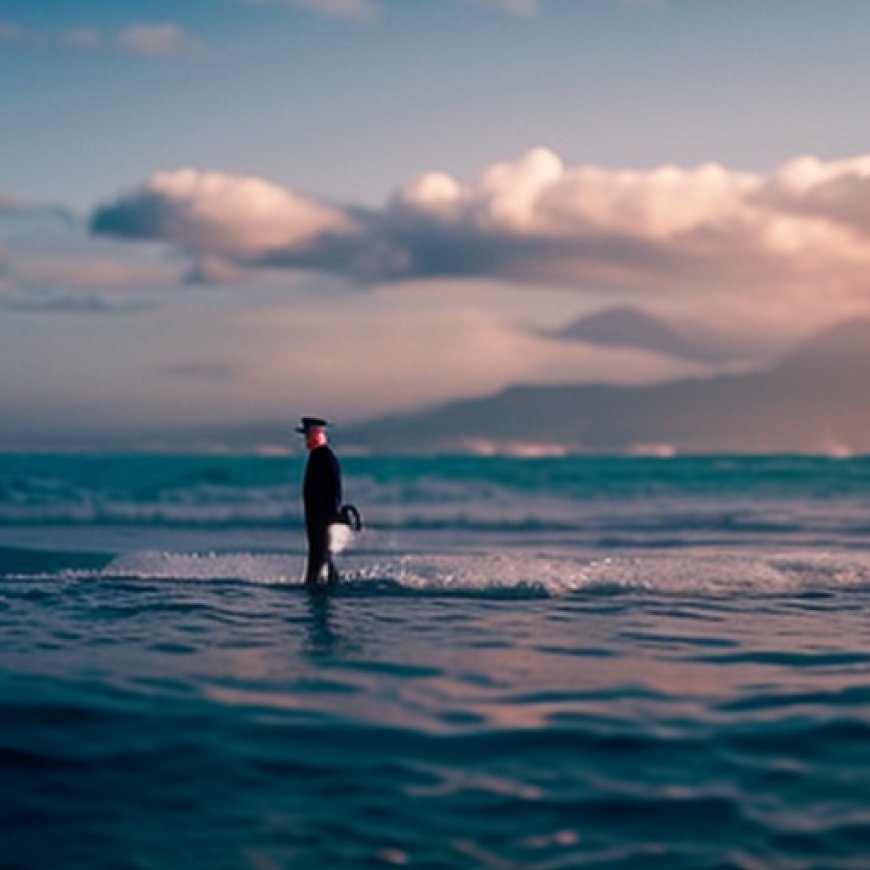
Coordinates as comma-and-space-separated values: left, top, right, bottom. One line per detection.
95, 549, 870, 596
104, 551, 304, 584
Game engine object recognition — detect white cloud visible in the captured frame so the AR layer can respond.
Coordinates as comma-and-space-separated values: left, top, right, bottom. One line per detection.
758, 154, 870, 235
94, 168, 356, 258
91, 148, 870, 336
473, 147, 566, 231
116, 22, 201, 57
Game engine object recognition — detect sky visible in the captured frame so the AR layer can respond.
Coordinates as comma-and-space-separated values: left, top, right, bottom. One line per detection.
3, 0, 870, 448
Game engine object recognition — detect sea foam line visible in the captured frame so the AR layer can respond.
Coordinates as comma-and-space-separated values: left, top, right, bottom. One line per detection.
72, 550, 870, 596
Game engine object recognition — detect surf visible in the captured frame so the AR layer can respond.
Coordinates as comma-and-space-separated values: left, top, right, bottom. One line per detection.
8, 548, 870, 600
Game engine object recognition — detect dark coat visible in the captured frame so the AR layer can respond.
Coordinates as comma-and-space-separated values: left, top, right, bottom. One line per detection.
303, 444, 342, 534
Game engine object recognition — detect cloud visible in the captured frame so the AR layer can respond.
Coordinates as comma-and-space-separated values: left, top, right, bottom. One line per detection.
0, 290, 156, 315
225, 285, 716, 429
240, 0, 552, 21
758, 155, 870, 235
13, 253, 181, 293
295, 0, 380, 21
93, 168, 357, 258
241, 0, 381, 22
0, 189, 92, 236
0, 198, 185, 315
273, 0, 661, 21
115, 23, 202, 57
0, 258, 172, 313
91, 148, 870, 323
0, 19, 202, 57
461, 0, 542, 17
0, 191, 68, 219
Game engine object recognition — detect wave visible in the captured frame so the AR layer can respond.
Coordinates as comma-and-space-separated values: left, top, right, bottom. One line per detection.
5, 500, 870, 548
363, 551, 870, 597
0, 495, 304, 529
14, 549, 870, 598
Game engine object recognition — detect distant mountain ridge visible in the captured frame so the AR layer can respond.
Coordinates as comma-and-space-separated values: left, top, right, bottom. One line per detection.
550, 306, 729, 363
343, 318, 870, 455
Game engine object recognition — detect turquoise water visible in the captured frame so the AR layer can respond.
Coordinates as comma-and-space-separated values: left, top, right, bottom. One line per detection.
3, 454, 870, 868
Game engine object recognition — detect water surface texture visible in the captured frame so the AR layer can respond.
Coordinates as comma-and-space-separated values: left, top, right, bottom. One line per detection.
2, 454, 870, 869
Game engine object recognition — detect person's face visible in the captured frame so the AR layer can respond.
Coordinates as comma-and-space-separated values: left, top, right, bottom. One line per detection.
305, 427, 326, 450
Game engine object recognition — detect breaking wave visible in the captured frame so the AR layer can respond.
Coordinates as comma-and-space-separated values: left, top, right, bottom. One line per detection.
27, 549, 870, 598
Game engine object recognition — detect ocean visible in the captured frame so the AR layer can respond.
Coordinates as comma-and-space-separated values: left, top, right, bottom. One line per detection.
2, 453, 870, 869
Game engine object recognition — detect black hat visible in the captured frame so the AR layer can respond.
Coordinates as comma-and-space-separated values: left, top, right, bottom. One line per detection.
296, 416, 330, 434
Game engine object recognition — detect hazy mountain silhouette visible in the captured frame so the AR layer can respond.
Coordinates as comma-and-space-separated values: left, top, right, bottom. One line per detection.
344, 318, 870, 455
550, 306, 730, 363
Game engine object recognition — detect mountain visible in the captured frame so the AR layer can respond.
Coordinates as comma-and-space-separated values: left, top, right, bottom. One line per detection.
343, 318, 870, 455
549, 306, 731, 363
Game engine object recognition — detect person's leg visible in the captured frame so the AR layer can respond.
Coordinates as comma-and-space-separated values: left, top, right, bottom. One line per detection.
305, 526, 330, 585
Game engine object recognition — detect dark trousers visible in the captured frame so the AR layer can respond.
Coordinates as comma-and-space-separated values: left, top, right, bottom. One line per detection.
304, 524, 338, 586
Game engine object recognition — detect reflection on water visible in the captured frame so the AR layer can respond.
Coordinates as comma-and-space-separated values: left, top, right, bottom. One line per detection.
304, 586, 340, 657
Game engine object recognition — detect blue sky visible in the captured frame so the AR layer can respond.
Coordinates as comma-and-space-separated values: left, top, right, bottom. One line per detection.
5, 0, 870, 209
3, 0, 870, 448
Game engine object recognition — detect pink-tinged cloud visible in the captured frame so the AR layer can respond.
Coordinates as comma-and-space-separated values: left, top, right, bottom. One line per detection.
91, 149, 870, 303
242, 0, 380, 22
242, 0, 547, 21
462, 0, 542, 17
296, 0, 380, 21
116, 22, 201, 57
0, 195, 185, 312
93, 169, 356, 258
14, 253, 182, 292
758, 155, 870, 234
0, 191, 72, 224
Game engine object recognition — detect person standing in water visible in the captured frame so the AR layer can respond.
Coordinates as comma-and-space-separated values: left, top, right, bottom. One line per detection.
297, 416, 342, 586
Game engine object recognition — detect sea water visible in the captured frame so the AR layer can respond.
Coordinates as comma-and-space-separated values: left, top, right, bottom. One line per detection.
2, 453, 870, 869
